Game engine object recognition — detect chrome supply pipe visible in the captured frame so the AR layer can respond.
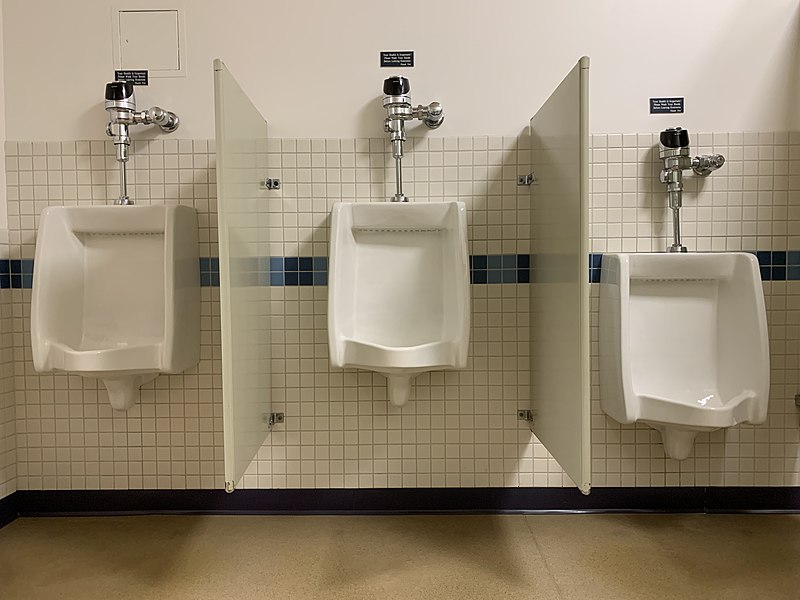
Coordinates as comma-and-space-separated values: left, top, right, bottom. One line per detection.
382, 76, 444, 202
658, 127, 725, 252
104, 81, 180, 205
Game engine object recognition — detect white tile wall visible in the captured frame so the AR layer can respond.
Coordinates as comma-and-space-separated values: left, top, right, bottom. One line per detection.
5, 132, 800, 492
0, 232, 16, 499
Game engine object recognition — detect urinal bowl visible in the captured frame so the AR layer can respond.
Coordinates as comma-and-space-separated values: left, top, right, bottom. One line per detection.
44, 340, 165, 410
637, 389, 762, 460
342, 338, 466, 406
328, 201, 470, 406
599, 252, 770, 459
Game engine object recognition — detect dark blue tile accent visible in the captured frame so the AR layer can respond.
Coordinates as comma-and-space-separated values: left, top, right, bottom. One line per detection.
772, 251, 787, 266
760, 266, 770, 281
589, 268, 601, 284
0, 260, 8, 275
285, 271, 299, 286
299, 272, 314, 286
472, 270, 487, 284
313, 256, 328, 271
284, 257, 298, 271
209, 257, 219, 272
518, 269, 530, 284
299, 257, 313, 271
590, 253, 603, 269
756, 251, 771, 267
199, 257, 209, 271
472, 255, 487, 270
9, 260, 21, 275
0, 274, 8, 289
10, 275, 21, 288
772, 267, 786, 281
517, 254, 529, 269
210, 273, 220, 287
269, 257, 283, 272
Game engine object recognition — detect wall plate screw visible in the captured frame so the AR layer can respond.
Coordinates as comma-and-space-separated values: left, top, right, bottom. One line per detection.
264, 412, 285, 429
261, 178, 281, 190
517, 409, 534, 423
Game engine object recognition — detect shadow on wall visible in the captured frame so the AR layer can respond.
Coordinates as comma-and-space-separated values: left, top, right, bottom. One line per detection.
685, 0, 800, 131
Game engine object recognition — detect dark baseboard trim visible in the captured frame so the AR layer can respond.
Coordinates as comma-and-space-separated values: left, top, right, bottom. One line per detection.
0, 487, 795, 524
0, 493, 19, 528
704, 486, 800, 513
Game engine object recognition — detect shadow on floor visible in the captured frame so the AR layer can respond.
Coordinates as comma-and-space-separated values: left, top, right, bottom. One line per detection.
0, 515, 202, 595
318, 515, 531, 590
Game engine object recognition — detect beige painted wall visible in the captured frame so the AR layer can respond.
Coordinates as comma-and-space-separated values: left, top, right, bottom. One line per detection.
2, 0, 799, 142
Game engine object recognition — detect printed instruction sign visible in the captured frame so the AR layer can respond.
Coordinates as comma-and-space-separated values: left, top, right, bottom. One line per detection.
650, 97, 684, 114
380, 51, 414, 68
115, 70, 149, 86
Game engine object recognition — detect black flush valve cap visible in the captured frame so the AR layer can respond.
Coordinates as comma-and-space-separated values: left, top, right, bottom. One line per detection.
660, 127, 690, 149
105, 81, 134, 101
383, 76, 410, 96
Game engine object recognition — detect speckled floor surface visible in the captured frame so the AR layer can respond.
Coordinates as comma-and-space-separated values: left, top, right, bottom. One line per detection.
1, 514, 799, 599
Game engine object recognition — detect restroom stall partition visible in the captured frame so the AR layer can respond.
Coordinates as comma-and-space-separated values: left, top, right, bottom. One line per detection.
527, 57, 591, 494
214, 59, 273, 492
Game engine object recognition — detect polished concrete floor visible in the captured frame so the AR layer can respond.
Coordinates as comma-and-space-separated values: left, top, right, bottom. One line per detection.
1, 513, 799, 599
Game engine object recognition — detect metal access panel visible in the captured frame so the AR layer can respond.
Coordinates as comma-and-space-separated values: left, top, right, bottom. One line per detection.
214, 59, 273, 492
528, 57, 591, 495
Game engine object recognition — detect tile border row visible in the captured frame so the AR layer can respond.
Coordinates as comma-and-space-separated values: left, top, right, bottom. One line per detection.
3, 252, 793, 289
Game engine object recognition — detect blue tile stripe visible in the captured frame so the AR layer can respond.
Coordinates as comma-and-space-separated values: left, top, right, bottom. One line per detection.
470, 255, 529, 284
589, 253, 603, 284
3, 252, 794, 289
270, 256, 328, 286
755, 250, 800, 282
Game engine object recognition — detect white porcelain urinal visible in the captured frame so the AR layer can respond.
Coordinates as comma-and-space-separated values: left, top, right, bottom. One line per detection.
328, 201, 470, 406
31, 205, 200, 411
599, 253, 769, 459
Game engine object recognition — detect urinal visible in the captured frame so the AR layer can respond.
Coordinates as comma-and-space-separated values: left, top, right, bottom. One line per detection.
328, 201, 470, 406
31, 205, 200, 411
599, 253, 769, 460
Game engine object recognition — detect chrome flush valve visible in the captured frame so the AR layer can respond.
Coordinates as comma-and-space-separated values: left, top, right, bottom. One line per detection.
382, 76, 444, 202
658, 127, 725, 252
104, 81, 180, 205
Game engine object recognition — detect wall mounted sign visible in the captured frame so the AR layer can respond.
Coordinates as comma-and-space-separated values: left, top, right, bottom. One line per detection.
650, 97, 684, 114
380, 51, 414, 68
114, 70, 149, 86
